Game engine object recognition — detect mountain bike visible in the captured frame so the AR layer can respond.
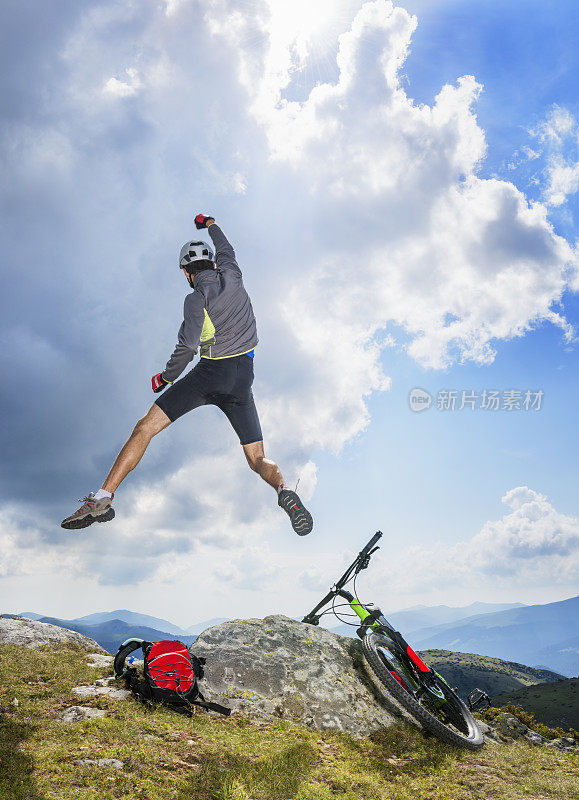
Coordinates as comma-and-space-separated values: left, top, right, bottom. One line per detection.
302, 532, 484, 750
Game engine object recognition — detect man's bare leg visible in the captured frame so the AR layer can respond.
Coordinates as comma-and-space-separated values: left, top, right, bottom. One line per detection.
61, 404, 172, 530
243, 440, 284, 490
102, 404, 172, 493
243, 440, 313, 535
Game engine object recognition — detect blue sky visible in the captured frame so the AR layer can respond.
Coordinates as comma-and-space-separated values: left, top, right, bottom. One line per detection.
1, 0, 577, 628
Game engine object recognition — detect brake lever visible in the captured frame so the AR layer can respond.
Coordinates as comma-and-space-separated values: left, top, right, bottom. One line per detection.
355, 555, 371, 573
355, 545, 380, 572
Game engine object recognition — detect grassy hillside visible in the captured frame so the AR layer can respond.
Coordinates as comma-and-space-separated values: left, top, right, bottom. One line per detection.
1, 643, 578, 800
492, 679, 579, 731
420, 650, 564, 700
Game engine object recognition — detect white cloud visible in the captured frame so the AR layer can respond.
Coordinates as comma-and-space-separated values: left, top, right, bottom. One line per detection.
373, 487, 579, 594
0, 506, 78, 580
299, 567, 330, 592
213, 544, 280, 591
1, 0, 578, 593
202, 0, 577, 455
3, 126, 75, 177
530, 105, 579, 207
472, 487, 579, 572
543, 159, 579, 208
163, 0, 191, 16
103, 67, 142, 98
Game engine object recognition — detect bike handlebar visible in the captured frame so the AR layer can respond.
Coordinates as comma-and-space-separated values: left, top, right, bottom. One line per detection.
360, 531, 382, 554
334, 531, 383, 589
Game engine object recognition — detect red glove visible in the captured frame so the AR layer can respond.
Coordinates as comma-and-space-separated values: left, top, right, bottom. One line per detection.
152, 373, 170, 393
195, 213, 215, 230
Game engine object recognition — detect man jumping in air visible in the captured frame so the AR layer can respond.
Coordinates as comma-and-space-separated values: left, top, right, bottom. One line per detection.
61, 214, 313, 536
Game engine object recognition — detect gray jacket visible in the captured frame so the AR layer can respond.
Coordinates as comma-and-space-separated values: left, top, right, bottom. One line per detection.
162, 224, 258, 382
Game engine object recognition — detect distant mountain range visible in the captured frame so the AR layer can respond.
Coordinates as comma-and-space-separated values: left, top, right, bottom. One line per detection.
9, 597, 578, 674
331, 596, 578, 677
186, 617, 230, 635
72, 610, 187, 636
16, 609, 232, 634
31, 616, 198, 655
331, 601, 524, 638
410, 596, 579, 677
9, 610, 230, 655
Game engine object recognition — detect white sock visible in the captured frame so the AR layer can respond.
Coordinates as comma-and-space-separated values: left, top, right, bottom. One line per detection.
94, 489, 113, 500
277, 484, 284, 495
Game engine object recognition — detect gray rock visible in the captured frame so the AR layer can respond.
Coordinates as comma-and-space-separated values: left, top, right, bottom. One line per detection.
59, 706, 107, 723
86, 653, 114, 668
94, 677, 117, 687
72, 685, 131, 700
560, 737, 577, 748
545, 740, 567, 750
0, 617, 105, 651
525, 732, 547, 746
476, 721, 503, 744
74, 758, 124, 770
492, 712, 529, 739
547, 737, 577, 750
192, 614, 400, 737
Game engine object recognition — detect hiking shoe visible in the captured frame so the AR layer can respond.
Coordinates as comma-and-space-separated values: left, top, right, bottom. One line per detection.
278, 489, 313, 536
61, 493, 115, 530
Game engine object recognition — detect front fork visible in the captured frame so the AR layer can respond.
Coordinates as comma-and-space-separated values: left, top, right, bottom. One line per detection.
303, 590, 448, 707
344, 591, 448, 705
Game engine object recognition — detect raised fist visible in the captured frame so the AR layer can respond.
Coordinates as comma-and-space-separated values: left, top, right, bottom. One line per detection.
195, 213, 215, 230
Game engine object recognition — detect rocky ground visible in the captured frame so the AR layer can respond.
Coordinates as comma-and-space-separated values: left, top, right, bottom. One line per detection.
479, 712, 577, 751
2, 615, 577, 755
1, 617, 577, 799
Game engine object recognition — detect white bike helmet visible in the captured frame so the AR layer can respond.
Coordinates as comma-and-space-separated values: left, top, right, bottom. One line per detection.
179, 240, 215, 272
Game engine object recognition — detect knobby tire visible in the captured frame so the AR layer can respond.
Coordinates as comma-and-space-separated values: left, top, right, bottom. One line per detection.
362, 633, 484, 750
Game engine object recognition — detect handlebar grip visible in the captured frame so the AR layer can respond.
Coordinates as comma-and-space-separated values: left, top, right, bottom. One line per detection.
361, 531, 382, 554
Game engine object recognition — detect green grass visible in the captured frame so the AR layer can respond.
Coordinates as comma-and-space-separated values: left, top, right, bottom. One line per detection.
0, 643, 577, 800
490, 679, 579, 731
419, 650, 564, 700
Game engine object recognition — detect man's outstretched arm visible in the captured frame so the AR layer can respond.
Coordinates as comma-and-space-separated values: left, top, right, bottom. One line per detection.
195, 213, 242, 276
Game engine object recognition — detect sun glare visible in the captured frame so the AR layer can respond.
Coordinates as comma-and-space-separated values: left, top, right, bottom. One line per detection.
268, 0, 357, 62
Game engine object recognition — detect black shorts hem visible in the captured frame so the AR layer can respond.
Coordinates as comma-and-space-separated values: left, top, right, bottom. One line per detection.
239, 435, 263, 446
154, 398, 178, 423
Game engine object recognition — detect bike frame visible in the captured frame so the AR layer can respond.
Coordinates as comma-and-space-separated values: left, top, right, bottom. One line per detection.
302, 532, 448, 703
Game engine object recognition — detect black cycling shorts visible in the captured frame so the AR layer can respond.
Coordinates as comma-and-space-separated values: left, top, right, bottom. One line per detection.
155, 354, 263, 446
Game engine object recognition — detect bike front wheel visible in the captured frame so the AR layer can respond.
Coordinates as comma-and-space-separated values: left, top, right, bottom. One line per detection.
362, 632, 484, 750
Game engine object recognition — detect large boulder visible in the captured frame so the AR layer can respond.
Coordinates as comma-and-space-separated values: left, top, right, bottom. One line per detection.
0, 617, 105, 651
192, 614, 400, 737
